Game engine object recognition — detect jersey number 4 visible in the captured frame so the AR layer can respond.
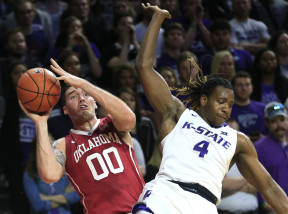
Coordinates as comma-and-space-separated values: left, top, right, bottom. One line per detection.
193, 140, 209, 157
86, 147, 124, 181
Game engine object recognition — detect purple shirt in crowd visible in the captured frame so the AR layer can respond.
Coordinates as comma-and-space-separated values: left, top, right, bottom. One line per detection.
261, 83, 280, 104
230, 100, 267, 136
254, 134, 288, 204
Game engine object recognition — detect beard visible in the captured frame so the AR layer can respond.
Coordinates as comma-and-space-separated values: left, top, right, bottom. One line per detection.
271, 127, 287, 138
81, 110, 94, 120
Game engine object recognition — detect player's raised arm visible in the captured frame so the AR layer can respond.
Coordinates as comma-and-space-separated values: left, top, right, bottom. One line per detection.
235, 133, 288, 213
18, 101, 65, 183
136, 4, 174, 116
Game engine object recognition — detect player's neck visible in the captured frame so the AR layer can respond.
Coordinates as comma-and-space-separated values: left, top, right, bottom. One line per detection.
73, 117, 98, 132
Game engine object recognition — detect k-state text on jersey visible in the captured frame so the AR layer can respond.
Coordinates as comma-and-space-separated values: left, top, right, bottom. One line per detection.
182, 122, 232, 149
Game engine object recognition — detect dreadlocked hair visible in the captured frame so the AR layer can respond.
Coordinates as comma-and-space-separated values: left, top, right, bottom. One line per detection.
171, 57, 233, 112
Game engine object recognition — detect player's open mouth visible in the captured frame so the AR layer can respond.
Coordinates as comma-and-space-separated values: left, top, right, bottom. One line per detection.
80, 104, 88, 109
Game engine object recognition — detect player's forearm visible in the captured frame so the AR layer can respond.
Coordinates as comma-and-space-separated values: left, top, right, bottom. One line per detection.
262, 181, 288, 213
136, 12, 166, 71
35, 121, 63, 183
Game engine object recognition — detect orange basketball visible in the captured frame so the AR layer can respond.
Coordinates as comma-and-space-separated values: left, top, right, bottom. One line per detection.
17, 68, 61, 113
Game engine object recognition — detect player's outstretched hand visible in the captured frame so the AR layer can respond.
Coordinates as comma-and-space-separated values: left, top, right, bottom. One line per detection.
50, 58, 83, 88
141, 3, 171, 19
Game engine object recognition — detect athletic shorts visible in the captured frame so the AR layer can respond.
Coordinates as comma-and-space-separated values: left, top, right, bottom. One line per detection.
132, 178, 218, 214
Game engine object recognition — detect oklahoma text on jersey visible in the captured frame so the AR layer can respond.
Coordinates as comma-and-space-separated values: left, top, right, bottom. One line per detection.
72, 132, 122, 163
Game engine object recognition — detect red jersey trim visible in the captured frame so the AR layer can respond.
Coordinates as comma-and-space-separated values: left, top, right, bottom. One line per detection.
129, 147, 145, 187
65, 172, 89, 214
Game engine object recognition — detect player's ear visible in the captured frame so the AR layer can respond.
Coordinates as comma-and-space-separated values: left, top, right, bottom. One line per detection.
94, 101, 98, 109
63, 106, 68, 115
200, 95, 208, 106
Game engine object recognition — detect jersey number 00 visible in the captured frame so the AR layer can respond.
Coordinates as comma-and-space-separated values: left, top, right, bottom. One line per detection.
86, 147, 124, 181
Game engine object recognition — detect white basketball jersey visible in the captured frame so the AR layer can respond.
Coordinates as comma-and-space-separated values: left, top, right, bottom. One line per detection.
156, 109, 237, 204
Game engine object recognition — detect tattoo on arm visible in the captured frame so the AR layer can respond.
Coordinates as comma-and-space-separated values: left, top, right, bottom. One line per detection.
52, 142, 66, 171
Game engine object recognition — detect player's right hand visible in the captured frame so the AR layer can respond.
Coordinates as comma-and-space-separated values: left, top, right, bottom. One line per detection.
50, 58, 84, 88
141, 3, 171, 19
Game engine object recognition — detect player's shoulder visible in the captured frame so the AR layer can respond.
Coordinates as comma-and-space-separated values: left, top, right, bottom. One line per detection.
237, 131, 250, 143
235, 131, 256, 156
52, 137, 66, 147
172, 95, 186, 118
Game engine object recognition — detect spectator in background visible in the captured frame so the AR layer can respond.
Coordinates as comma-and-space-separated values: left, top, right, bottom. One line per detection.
23, 136, 81, 214
0, 60, 33, 214
176, 50, 198, 85
200, 19, 253, 75
210, 50, 235, 81
1, 28, 40, 66
115, 87, 157, 163
102, 13, 139, 73
158, 66, 179, 88
46, 15, 102, 84
135, 0, 164, 58
230, 72, 267, 143
160, 0, 181, 28
202, 0, 234, 20
251, 49, 288, 104
0, 28, 40, 93
155, 22, 185, 80
218, 118, 259, 214
61, 0, 107, 52
111, 63, 140, 94
251, 0, 288, 35
268, 30, 288, 79
36, 0, 68, 45
4, 0, 51, 64
113, 0, 136, 21
229, 0, 270, 55
174, 0, 212, 59
255, 101, 288, 213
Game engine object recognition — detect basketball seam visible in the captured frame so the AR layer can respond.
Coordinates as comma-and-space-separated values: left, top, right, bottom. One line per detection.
17, 87, 60, 95
36, 68, 46, 112
47, 76, 59, 108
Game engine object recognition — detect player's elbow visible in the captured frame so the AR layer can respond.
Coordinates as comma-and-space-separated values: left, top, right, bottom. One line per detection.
124, 111, 136, 131
119, 111, 136, 132
38, 169, 63, 184
135, 56, 151, 72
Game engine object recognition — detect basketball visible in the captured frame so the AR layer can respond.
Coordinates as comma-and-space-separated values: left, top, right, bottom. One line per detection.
17, 68, 61, 113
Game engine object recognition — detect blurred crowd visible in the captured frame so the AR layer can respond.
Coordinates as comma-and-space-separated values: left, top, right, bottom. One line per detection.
0, 0, 288, 213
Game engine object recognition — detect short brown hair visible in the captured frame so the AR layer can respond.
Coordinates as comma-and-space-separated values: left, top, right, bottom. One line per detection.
164, 22, 185, 38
